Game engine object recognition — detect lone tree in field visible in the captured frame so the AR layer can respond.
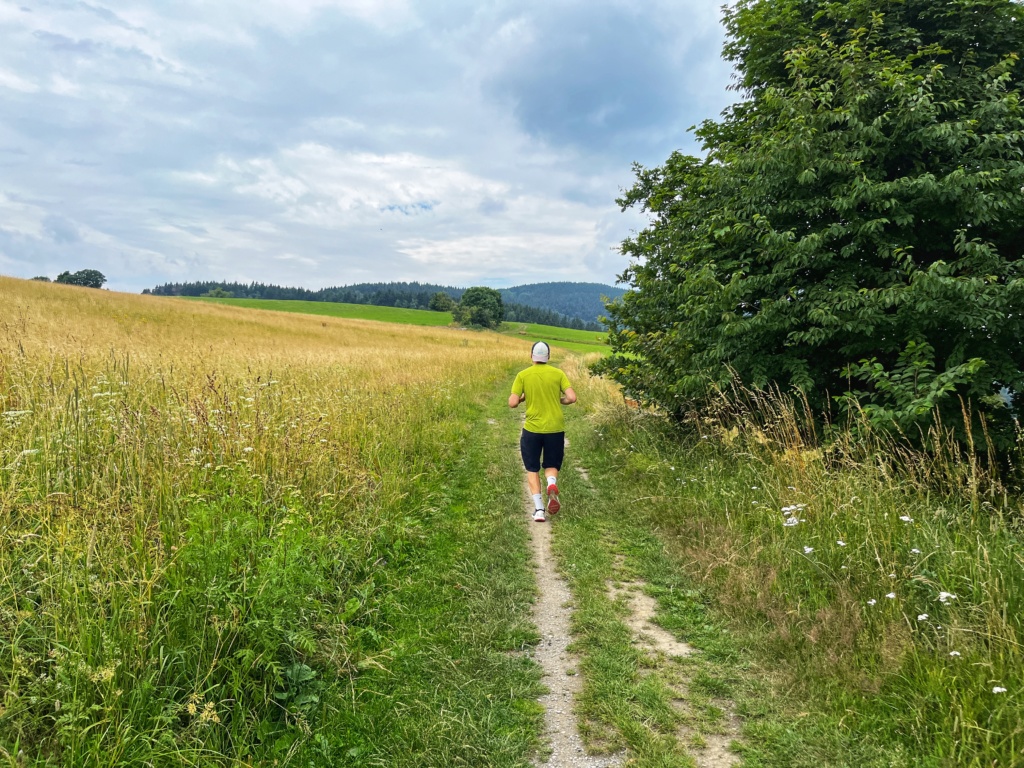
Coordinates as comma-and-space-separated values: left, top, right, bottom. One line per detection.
453, 286, 504, 328
55, 269, 107, 289
597, 0, 1024, 446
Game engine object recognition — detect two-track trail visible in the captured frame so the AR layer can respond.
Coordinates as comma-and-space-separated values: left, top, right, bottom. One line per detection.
523, 475, 620, 768
499, 374, 746, 768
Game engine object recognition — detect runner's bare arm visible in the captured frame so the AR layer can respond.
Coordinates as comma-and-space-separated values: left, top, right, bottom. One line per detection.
560, 388, 577, 405
509, 393, 524, 408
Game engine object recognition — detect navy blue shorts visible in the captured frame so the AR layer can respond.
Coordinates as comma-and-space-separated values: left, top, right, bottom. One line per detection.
520, 429, 565, 473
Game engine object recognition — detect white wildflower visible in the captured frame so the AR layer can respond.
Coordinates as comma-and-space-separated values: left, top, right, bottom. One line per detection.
917, 614, 929, 621
837, 540, 846, 546
242, 447, 254, 453
867, 599, 877, 606
949, 651, 960, 657
900, 515, 913, 522
911, 548, 921, 554
803, 546, 814, 554
20, 449, 39, 456
993, 686, 1007, 694
783, 517, 799, 527
938, 592, 957, 604
886, 592, 896, 599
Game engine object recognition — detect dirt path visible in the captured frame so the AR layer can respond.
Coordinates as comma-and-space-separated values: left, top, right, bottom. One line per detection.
525, 480, 620, 768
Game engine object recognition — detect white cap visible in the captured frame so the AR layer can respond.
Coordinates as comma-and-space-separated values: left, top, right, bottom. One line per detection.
531, 341, 550, 362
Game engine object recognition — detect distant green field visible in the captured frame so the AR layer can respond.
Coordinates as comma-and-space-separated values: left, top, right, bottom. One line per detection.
497, 322, 607, 357
187, 297, 609, 355
191, 297, 454, 326
498, 321, 606, 344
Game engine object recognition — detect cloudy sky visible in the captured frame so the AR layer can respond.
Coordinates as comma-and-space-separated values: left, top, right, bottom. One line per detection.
0, 0, 734, 293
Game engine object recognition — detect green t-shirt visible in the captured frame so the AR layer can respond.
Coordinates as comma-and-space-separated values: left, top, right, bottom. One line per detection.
511, 364, 572, 434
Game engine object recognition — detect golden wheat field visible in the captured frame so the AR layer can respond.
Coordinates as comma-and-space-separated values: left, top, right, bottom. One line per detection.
0, 276, 532, 764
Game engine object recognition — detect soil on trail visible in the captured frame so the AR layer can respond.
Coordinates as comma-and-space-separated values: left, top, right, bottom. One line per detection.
525, 480, 620, 768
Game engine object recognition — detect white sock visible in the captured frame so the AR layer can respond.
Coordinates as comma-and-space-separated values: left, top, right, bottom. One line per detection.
532, 493, 543, 510
546, 475, 557, 489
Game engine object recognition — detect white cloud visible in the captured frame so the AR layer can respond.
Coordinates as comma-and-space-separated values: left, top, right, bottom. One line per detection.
0, 67, 38, 93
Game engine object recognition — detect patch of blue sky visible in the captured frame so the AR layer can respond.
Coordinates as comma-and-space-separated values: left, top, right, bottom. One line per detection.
381, 202, 437, 215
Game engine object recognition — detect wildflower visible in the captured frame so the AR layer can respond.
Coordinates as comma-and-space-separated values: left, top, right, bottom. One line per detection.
670, 466, 675, 470
840, 565, 848, 570
938, 592, 957, 603
242, 447, 254, 453
993, 686, 1007, 694
899, 515, 913, 522
886, 592, 896, 599
20, 449, 39, 456
837, 540, 846, 546
867, 599, 877, 606
783, 517, 799, 527
803, 546, 814, 554
751, 485, 759, 490
889, 573, 896, 578
781, 503, 807, 513
949, 651, 961, 657
911, 548, 921, 554
917, 614, 929, 621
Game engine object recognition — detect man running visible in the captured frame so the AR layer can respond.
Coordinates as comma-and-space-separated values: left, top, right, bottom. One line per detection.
509, 341, 577, 522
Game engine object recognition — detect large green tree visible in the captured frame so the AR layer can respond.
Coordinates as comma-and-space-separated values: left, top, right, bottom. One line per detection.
55, 269, 107, 289
453, 287, 504, 329
597, 0, 1024, 444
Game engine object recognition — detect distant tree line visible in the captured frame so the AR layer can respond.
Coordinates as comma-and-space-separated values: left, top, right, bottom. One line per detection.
501, 282, 625, 326
503, 302, 597, 330
145, 280, 460, 309
146, 280, 602, 331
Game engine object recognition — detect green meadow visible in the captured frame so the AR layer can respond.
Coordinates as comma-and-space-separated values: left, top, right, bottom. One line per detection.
190, 296, 609, 355
191, 296, 454, 326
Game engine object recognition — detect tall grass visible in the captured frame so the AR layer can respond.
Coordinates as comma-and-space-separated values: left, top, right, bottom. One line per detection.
569, 361, 1024, 765
0, 277, 527, 765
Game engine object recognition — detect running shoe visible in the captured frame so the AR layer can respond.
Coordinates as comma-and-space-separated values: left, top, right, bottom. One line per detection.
533, 508, 546, 523
546, 483, 560, 515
